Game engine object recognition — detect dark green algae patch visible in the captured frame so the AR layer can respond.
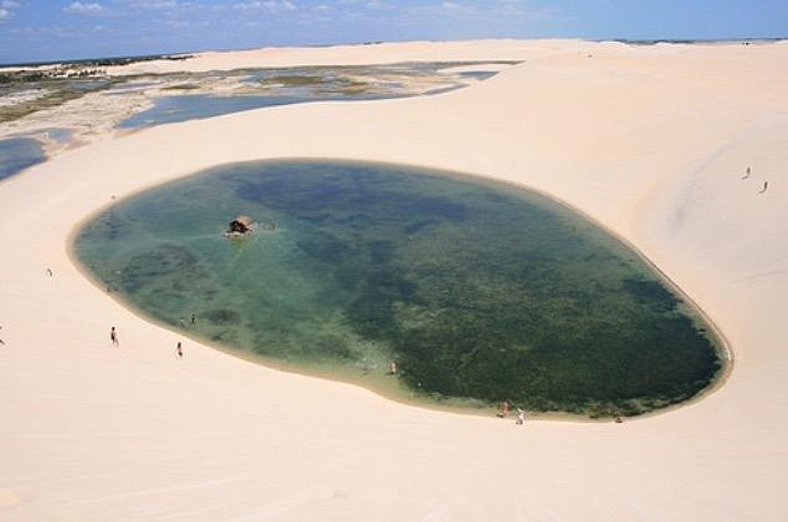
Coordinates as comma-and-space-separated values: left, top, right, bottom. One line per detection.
74, 160, 725, 418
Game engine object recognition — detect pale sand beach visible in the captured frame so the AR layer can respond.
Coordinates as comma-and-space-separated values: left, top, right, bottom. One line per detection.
1, 39, 787, 520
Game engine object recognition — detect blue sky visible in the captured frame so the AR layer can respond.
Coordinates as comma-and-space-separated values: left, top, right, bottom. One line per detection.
1, 1, 787, 64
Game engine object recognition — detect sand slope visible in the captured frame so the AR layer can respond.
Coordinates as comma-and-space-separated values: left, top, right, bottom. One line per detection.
1, 40, 787, 521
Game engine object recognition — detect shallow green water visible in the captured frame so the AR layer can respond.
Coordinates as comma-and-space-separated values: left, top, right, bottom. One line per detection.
75, 160, 723, 417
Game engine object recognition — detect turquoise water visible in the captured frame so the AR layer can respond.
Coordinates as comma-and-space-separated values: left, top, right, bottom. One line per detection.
119, 95, 319, 129
75, 161, 723, 416
118, 63, 505, 130
44, 128, 73, 144
457, 71, 499, 81
0, 137, 46, 181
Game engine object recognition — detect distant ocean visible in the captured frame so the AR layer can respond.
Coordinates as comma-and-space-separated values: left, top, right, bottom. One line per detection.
610, 37, 786, 45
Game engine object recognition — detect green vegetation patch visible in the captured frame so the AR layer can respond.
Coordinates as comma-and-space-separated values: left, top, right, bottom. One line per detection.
161, 83, 200, 91
261, 74, 326, 87
0, 76, 124, 123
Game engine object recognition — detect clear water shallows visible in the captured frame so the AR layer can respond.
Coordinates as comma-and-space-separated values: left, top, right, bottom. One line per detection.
0, 137, 46, 181
75, 160, 724, 417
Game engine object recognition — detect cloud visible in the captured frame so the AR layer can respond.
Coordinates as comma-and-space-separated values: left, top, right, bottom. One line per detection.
277, 1, 297, 10
0, 0, 20, 21
424, 0, 553, 21
64, 2, 104, 14
440, 1, 477, 14
233, 1, 297, 12
365, 0, 392, 10
125, 0, 178, 9
232, 2, 257, 10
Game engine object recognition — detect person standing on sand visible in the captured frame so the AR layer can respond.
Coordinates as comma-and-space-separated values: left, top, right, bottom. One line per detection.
176, 341, 183, 358
515, 408, 525, 425
742, 166, 751, 180
110, 326, 118, 347
759, 181, 768, 194
498, 400, 511, 418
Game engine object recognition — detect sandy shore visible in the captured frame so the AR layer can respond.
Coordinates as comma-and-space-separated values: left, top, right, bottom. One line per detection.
1, 39, 787, 521
1, 58, 500, 163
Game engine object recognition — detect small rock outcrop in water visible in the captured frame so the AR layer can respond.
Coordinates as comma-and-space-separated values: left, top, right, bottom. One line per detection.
224, 216, 278, 238
225, 216, 256, 238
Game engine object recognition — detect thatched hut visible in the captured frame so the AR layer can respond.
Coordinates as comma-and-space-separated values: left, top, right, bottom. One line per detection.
228, 216, 254, 234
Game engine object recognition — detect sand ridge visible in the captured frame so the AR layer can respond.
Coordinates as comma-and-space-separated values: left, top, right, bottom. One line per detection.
1, 40, 787, 521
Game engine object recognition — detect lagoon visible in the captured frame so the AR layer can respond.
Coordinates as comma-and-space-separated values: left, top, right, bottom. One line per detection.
74, 160, 723, 417
0, 137, 46, 181
119, 94, 323, 129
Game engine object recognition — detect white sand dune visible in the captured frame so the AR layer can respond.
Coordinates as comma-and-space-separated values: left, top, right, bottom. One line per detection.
106, 39, 587, 75
2, 40, 787, 521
